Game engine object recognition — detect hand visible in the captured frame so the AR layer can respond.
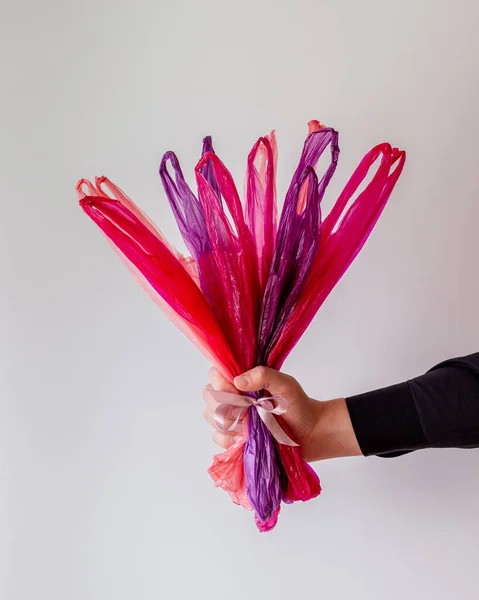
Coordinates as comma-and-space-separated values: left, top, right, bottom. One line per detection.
203, 366, 362, 462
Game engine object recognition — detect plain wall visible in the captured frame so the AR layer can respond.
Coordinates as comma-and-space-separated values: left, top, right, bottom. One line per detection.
1, 0, 479, 598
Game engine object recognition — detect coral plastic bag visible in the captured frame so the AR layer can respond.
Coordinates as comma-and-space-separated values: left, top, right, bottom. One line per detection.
78, 120, 405, 531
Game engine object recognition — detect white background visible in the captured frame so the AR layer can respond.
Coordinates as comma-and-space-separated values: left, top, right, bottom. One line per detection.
1, 0, 479, 598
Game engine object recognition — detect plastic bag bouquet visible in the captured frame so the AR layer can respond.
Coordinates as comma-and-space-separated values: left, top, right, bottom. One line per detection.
78, 120, 405, 531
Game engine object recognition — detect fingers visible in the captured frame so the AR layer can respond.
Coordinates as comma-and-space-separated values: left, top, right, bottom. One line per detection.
202, 382, 244, 452
203, 381, 243, 449
234, 366, 300, 399
202, 385, 242, 416
212, 430, 242, 449
209, 367, 237, 393
203, 404, 244, 433
204, 369, 243, 444
202, 384, 218, 409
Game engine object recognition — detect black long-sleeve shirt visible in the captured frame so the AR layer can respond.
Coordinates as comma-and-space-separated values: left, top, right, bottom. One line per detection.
346, 353, 479, 457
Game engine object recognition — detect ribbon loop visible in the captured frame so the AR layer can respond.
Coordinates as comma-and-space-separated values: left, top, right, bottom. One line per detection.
206, 388, 299, 447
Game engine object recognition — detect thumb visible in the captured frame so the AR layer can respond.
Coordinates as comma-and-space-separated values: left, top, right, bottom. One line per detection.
234, 366, 301, 400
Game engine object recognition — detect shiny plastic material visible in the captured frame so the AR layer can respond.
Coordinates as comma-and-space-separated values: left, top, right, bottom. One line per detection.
78, 121, 405, 531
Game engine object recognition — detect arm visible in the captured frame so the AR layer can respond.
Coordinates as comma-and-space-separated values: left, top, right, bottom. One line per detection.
347, 353, 479, 457
203, 353, 479, 461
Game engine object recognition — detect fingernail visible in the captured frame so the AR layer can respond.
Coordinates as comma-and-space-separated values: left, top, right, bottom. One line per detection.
234, 375, 249, 388
233, 435, 242, 443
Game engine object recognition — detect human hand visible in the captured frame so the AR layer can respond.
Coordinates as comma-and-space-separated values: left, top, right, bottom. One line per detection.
203, 366, 362, 462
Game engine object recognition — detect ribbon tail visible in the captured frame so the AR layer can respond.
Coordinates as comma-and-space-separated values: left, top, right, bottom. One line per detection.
256, 407, 299, 446
215, 402, 243, 432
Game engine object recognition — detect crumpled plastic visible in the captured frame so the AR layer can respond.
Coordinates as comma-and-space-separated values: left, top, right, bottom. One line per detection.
78, 120, 405, 531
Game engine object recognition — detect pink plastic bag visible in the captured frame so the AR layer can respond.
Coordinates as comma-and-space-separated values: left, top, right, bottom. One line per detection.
79, 121, 405, 530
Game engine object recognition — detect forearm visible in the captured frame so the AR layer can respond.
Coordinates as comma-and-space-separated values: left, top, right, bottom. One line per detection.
346, 353, 479, 458
308, 353, 479, 461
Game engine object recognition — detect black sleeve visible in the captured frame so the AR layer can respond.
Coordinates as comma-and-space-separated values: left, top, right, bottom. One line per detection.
345, 353, 479, 457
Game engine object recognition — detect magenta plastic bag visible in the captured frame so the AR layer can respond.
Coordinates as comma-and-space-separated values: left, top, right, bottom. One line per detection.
79, 120, 405, 531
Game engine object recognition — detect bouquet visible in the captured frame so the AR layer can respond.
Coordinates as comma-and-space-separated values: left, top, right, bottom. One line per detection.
78, 120, 405, 531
